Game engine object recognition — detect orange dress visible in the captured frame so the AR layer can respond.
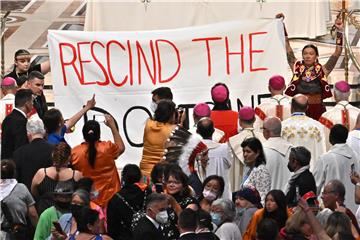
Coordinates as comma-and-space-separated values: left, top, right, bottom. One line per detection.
243, 208, 292, 240
71, 141, 121, 207
140, 119, 175, 177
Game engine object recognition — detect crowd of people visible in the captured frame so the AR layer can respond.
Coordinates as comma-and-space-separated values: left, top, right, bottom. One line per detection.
0, 13, 360, 240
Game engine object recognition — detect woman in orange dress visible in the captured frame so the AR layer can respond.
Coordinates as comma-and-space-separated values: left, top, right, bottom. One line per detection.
140, 99, 181, 178
71, 115, 125, 210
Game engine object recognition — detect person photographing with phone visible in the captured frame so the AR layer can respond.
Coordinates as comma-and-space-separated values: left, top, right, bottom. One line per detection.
71, 114, 125, 218
140, 100, 186, 179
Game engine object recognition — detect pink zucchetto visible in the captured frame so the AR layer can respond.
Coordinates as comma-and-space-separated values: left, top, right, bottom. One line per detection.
239, 106, 255, 121
268, 75, 285, 90
1, 77, 17, 87
193, 103, 211, 117
335, 80, 350, 93
211, 85, 228, 103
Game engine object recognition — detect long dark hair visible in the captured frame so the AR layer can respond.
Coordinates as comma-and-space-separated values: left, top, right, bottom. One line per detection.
82, 120, 101, 168
154, 99, 176, 123
263, 190, 288, 229
301, 44, 319, 56
75, 206, 99, 232
241, 137, 266, 167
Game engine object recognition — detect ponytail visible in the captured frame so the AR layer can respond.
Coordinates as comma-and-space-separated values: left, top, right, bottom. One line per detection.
82, 121, 101, 169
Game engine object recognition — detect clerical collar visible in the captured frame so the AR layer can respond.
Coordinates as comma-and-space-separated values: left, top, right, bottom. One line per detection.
292, 112, 305, 116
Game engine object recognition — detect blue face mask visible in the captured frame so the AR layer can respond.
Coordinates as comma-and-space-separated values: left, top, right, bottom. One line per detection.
236, 207, 246, 216
210, 212, 222, 226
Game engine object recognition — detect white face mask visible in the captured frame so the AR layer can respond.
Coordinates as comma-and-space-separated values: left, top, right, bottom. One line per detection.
155, 210, 168, 224
202, 189, 217, 201
150, 101, 158, 113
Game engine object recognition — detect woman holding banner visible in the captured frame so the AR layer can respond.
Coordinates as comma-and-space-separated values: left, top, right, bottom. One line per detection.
277, 13, 343, 120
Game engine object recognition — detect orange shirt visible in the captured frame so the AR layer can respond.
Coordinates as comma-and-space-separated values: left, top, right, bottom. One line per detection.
140, 119, 175, 177
211, 110, 238, 142
71, 141, 121, 207
243, 208, 292, 240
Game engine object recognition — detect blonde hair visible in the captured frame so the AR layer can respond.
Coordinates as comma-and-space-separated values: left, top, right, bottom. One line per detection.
284, 209, 308, 233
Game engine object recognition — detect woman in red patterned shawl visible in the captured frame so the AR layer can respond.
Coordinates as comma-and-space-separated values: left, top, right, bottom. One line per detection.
277, 13, 343, 120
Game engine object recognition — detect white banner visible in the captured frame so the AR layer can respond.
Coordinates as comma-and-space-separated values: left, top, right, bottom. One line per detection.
48, 19, 288, 168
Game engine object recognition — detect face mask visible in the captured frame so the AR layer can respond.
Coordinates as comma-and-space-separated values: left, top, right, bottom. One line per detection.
236, 207, 246, 216
203, 189, 217, 201
55, 201, 71, 210
155, 210, 168, 224
210, 212, 222, 226
150, 101, 158, 113
287, 163, 294, 172
70, 204, 83, 217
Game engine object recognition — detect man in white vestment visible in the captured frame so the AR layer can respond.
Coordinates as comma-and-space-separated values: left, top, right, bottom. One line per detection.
189, 102, 225, 143
281, 94, 326, 171
196, 117, 232, 199
347, 113, 360, 154
254, 75, 291, 131
313, 124, 360, 213
228, 106, 265, 192
0, 77, 17, 150
262, 117, 292, 191
0, 77, 17, 127
319, 80, 360, 150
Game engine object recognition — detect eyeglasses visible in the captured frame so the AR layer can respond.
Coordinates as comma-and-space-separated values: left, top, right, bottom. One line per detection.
166, 180, 182, 185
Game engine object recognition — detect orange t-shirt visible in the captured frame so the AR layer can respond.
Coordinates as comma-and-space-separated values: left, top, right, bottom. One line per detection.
71, 141, 121, 207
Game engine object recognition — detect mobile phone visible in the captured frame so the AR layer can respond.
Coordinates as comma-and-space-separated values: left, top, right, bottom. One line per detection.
155, 183, 163, 193
351, 164, 355, 174
52, 221, 66, 236
93, 114, 106, 123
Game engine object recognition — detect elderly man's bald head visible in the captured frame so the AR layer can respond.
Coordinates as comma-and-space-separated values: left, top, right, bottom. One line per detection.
197, 117, 215, 139
263, 117, 282, 138
291, 94, 308, 113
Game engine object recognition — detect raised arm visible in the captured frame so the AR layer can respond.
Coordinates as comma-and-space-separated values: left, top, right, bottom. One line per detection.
276, 13, 296, 73
40, 60, 51, 75
105, 114, 125, 156
323, 14, 343, 77
65, 94, 96, 130
298, 198, 332, 240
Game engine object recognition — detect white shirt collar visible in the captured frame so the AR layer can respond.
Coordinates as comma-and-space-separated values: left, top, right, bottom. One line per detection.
146, 215, 160, 229
179, 231, 195, 237
14, 108, 27, 118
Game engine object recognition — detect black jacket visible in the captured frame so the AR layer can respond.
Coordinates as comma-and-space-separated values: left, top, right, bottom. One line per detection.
286, 169, 317, 207
13, 138, 53, 190
132, 216, 165, 240
107, 184, 151, 240
178, 232, 198, 240
1, 109, 28, 159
